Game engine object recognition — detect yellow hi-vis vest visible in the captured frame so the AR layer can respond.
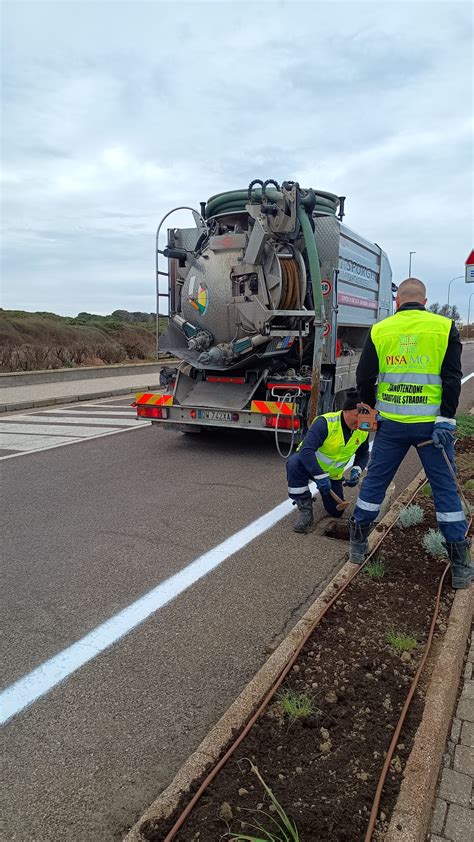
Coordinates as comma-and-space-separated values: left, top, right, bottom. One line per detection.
298, 411, 369, 479
371, 309, 451, 423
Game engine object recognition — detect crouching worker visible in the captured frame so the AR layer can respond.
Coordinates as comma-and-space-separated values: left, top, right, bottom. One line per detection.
286, 389, 370, 533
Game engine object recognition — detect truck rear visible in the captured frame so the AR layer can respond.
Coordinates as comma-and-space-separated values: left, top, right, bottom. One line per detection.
136, 181, 392, 443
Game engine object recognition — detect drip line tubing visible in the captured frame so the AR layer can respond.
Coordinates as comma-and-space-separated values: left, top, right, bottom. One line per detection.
163, 478, 467, 841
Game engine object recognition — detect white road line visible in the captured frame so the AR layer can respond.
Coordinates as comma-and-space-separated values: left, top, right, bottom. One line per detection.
40, 408, 136, 416
0, 434, 83, 451
0, 424, 121, 438
1, 371, 472, 722
1, 415, 142, 427
0, 497, 296, 726
0, 422, 150, 461
0, 439, 387, 723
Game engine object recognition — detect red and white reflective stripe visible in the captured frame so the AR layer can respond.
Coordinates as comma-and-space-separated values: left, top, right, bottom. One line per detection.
251, 400, 295, 415
135, 393, 174, 406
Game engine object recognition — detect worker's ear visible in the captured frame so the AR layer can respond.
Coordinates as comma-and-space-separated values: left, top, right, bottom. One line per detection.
395, 295, 401, 311
422, 297, 427, 306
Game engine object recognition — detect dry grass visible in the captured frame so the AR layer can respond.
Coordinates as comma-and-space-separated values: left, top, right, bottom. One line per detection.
0, 310, 168, 371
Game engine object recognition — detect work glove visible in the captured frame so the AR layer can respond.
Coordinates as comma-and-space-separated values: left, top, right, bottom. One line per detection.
314, 474, 331, 495
432, 417, 456, 450
343, 466, 362, 487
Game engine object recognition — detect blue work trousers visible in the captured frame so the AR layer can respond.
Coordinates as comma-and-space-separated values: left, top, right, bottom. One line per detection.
286, 453, 345, 518
353, 419, 467, 543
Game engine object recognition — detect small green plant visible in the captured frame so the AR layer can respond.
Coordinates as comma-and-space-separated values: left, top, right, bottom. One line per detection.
420, 483, 433, 497
464, 479, 474, 492
386, 630, 417, 653
277, 689, 313, 724
228, 763, 300, 841
364, 559, 385, 579
422, 529, 448, 557
399, 504, 425, 528
455, 413, 474, 438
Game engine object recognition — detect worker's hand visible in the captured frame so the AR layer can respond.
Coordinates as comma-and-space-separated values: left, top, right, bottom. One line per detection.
432, 418, 456, 450
314, 474, 331, 495
343, 466, 362, 487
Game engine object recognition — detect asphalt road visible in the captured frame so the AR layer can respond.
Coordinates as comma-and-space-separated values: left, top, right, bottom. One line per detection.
2, 346, 473, 841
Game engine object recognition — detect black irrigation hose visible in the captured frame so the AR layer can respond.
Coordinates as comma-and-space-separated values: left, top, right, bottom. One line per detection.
364, 560, 450, 841
162, 477, 434, 841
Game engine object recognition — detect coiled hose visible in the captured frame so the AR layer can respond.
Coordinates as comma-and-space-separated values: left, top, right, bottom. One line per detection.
205, 188, 339, 219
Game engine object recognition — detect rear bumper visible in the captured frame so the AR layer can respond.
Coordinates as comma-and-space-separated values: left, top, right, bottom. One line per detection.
148, 405, 302, 435
136, 392, 302, 435
150, 406, 274, 431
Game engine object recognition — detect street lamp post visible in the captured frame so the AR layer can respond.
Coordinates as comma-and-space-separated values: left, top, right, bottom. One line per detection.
447, 275, 463, 308
408, 251, 416, 276
468, 292, 473, 338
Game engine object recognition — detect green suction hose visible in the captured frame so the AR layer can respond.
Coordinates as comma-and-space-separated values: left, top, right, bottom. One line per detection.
297, 204, 324, 323
205, 188, 339, 219
298, 202, 326, 424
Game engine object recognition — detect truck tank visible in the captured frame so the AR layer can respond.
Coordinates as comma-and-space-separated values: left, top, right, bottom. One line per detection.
159, 182, 343, 371
148, 180, 392, 438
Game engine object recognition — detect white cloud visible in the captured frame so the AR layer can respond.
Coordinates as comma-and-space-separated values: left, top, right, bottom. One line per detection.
1, 0, 473, 316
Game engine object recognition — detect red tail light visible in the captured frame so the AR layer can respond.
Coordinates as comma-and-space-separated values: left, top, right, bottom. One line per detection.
137, 406, 168, 419
265, 415, 300, 430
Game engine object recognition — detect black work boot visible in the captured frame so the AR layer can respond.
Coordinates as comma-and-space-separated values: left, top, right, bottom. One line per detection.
445, 540, 473, 589
293, 497, 314, 533
349, 517, 373, 564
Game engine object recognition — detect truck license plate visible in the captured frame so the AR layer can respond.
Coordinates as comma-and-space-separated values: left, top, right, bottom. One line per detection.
197, 410, 232, 421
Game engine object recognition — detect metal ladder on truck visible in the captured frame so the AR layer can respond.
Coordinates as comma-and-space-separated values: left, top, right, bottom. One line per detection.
154, 207, 206, 359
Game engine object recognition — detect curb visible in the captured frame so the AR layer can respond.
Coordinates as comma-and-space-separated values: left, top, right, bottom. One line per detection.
123, 470, 428, 841
0, 383, 162, 413
0, 358, 179, 387
385, 588, 473, 842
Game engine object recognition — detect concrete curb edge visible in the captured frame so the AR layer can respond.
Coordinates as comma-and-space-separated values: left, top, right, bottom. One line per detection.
385, 588, 473, 842
123, 470, 428, 841
0, 384, 162, 413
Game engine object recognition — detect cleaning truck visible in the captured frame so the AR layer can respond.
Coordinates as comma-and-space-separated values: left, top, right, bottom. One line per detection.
135, 180, 393, 446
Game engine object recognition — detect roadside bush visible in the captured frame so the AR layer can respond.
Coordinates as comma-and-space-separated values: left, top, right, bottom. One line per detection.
0, 309, 157, 371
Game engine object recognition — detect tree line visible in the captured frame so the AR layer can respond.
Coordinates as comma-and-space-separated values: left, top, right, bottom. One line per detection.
428, 303, 460, 321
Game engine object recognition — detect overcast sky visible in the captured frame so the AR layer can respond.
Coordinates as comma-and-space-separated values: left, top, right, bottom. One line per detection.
1, 0, 473, 318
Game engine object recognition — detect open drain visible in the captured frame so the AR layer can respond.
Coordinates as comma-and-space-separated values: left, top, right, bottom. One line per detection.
323, 519, 351, 540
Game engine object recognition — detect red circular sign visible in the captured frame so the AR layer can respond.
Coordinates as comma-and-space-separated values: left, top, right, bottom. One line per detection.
323, 323, 331, 337
321, 279, 332, 296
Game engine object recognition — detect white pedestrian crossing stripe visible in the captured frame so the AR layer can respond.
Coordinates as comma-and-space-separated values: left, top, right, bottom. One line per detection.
0, 399, 149, 458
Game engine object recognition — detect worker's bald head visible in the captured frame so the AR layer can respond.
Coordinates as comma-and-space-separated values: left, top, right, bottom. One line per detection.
396, 278, 427, 309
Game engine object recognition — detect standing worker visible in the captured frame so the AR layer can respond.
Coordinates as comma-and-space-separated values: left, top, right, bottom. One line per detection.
351, 277, 471, 588
287, 389, 370, 533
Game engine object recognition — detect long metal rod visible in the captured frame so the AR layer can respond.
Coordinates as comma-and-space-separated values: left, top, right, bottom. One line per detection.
417, 439, 471, 523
